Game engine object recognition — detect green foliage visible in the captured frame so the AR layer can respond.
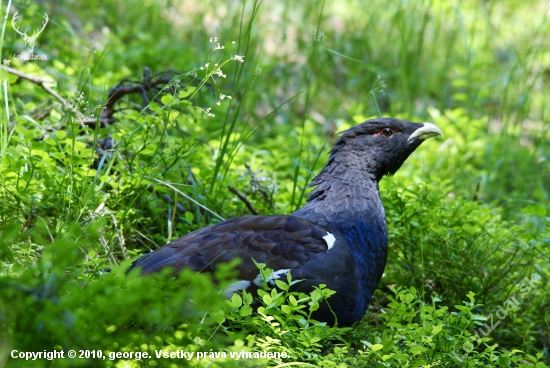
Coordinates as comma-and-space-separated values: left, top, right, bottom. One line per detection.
222, 265, 347, 364
382, 181, 549, 356
0, 222, 248, 367
384, 181, 533, 305
355, 287, 548, 368
219, 271, 549, 367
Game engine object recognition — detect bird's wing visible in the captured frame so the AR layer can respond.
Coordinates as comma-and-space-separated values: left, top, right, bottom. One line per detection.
129, 215, 334, 280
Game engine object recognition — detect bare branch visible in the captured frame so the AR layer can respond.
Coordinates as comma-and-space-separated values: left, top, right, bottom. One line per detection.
228, 185, 260, 215
1, 65, 113, 127
1, 66, 183, 129
2, 65, 66, 104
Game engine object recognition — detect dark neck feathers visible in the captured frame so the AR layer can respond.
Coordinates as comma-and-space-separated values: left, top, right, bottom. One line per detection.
292, 149, 384, 231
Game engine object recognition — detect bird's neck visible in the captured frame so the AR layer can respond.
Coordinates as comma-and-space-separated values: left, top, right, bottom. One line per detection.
292, 162, 388, 299
292, 162, 384, 231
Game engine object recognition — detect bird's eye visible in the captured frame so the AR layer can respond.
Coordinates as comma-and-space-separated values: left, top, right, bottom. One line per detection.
381, 128, 394, 137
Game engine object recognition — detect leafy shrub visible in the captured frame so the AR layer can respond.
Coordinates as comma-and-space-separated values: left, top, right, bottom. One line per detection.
383, 181, 534, 305
0, 222, 249, 367
382, 181, 548, 357
220, 267, 549, 367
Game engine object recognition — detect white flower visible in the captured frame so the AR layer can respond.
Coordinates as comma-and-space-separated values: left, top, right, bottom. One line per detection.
214, 69, 227, 78
232, 55, 245, 63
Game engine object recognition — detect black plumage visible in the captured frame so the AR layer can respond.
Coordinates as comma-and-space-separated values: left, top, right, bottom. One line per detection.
128, 117, 442, 326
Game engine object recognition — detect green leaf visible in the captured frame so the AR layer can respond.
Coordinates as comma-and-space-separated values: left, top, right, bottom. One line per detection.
311, 289, 322, 302
522, 204, 546, 216
148, 101, 161, 111
239, 305, 252, 317
431, 324, 444, 335
231, 293, 242, 308
400, 293, 414, 303
13, 125, 32, 140
371, 344, 383, 351
288, 295, 298, 306
161, 94, 174, 105
274, 279, 288, 290
243, 290, 253, 305
498, 354, 512, 367
184, 212, 194, 223
410, 346, 426, 355
178, 86, 196, 98
281, 305, 293, 314
394, 353, 409, 361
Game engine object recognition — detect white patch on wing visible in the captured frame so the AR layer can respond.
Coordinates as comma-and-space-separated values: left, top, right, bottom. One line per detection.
323, 232, 336, 250
222, 280, 251, 298
253, 269, 291, 286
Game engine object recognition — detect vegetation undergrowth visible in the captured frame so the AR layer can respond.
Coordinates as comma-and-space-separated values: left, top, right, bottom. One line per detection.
1, 0, 549, 367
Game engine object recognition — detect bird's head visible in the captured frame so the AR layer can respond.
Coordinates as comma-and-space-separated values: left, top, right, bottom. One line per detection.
329, 117, 442, 181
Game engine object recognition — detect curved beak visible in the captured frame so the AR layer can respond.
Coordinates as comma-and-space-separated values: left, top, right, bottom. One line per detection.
407, 122, 443, 142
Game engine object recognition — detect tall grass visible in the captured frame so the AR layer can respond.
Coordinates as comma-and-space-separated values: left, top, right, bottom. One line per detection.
0, 0, 13, 155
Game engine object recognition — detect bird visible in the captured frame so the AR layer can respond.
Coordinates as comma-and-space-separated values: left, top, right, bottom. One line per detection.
128, 117, 442, 326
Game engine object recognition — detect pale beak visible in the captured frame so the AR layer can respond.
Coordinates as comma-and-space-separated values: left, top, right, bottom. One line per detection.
407, 122, 443, 142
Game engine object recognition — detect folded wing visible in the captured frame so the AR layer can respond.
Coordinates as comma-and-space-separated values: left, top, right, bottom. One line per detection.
129, 215, 333, 281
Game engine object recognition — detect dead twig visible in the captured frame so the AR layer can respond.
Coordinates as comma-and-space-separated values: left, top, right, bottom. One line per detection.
1, 65, 113, 127
1, 65, 180, 128
100, 73, 174, 122
228, 185, 260, 215
2, 65, 66, 104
